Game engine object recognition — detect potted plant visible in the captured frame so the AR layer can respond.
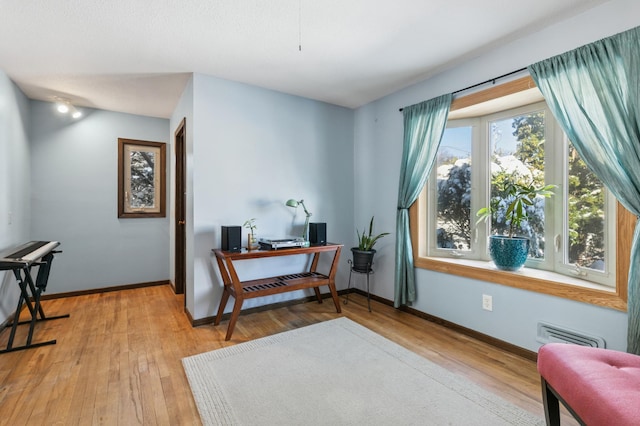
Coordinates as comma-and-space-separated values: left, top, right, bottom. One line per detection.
243, 218, 258, 250
351, 216, 389, 272
476, 181, 555, 271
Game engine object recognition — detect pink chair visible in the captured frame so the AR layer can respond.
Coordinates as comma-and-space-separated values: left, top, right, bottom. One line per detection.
537, 343, 640, 425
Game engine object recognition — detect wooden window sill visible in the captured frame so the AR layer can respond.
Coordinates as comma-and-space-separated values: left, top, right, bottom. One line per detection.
414, 256, 627, 312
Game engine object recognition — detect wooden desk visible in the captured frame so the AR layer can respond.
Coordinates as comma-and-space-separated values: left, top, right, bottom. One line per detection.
212, 243, 343, 340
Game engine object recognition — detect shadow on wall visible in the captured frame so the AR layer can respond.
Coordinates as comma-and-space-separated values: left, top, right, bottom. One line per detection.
0, 271, 17, 320
195, 228, 223, 315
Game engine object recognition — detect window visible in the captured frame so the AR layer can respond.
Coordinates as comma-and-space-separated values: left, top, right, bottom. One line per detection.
433, 121, 474, 254
411, 76, 630, 311
118, 138, 166, 218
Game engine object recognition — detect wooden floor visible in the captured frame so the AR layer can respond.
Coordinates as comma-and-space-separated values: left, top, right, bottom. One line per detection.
0, 285, 578, 425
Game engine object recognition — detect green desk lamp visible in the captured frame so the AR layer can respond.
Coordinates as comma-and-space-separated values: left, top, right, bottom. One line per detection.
286, 198, 311, 243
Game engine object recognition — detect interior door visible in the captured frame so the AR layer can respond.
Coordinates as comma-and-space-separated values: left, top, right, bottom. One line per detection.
174, 118, 186, 298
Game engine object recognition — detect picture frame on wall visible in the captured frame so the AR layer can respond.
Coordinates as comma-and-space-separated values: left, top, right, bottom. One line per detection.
117, 138, 166, 218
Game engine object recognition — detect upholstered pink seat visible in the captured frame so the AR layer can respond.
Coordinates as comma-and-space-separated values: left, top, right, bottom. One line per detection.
537, 343, 640, 425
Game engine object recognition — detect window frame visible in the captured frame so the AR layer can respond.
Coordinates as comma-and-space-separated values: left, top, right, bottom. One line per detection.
427, 118, 480, 258
117, 138, 167, 218
551, 132, 617, 286
410, 76, 629, 312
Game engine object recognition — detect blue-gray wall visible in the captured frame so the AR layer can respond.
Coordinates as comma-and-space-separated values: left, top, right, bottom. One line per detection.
353, 0, 638, 352
0, 71, 31, 324
183, 73, 355, 320
29, 101, 170, 293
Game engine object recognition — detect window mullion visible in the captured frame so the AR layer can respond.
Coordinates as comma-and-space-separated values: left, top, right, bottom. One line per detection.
474, 118, 489, 260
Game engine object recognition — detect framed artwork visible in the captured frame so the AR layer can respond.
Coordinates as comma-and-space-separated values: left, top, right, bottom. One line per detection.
118, 138, 166, 218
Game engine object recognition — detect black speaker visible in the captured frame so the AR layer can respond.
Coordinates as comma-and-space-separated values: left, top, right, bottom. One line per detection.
309, 223, 327, 246
221, 226, 242, 252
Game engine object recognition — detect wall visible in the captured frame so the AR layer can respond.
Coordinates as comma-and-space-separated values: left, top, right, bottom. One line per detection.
170, 75, 194, 311
29, 101, 170, 293
186, 73, 354, 320
0, 72, 31, 323
353, 0, 639, 352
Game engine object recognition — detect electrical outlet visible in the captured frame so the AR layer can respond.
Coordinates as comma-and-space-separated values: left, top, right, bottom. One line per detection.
482, 294, 493, 311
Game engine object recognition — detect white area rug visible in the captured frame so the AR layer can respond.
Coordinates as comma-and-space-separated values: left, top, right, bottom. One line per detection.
182, 317, 544, 426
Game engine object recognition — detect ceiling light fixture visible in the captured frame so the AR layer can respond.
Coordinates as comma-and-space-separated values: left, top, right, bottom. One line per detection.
56, 102, 69, 113
55, 98, 82, 119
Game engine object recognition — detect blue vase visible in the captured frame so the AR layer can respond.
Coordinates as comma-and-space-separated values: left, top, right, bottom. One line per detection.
489, 236, 529, 271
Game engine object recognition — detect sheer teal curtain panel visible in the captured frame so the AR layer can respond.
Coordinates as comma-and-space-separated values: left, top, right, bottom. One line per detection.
394, 94, 452, 308
528, 26, 640, 354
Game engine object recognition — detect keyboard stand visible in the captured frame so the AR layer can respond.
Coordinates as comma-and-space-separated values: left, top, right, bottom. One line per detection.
1, 251, 69, 354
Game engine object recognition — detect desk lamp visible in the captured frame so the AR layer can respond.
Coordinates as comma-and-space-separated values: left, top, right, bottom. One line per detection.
286, 198, 311, 242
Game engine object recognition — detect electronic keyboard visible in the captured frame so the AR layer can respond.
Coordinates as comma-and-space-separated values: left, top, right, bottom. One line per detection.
0, 240, 60, 268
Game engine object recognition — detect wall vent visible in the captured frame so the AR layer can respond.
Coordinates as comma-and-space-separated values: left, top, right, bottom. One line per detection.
537, 321, 606, 348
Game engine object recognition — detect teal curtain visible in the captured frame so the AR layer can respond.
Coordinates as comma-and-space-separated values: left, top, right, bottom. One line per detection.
395, 94, 452, 308
528, 26, 640, 354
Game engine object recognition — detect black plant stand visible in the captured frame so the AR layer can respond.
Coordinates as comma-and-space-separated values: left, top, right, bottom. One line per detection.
344, 259, 373, 312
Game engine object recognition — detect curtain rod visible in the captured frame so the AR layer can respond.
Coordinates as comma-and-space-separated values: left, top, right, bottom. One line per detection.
398, 67, 528, 112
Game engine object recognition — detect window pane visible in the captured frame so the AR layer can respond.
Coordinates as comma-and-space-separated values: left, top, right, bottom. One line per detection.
489, 111, 546, 258
567, 143, 606, 271
436, 127, 472, 250
129, 150, 157, 208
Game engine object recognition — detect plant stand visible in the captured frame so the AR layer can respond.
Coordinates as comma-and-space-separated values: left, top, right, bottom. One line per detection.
344, 259, 373, 312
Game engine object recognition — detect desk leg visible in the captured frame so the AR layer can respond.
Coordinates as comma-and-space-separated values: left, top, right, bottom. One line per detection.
213, 284, 242, 340
328, 281, 341, 313
326, 246, 342, 313
309, 253, 323, 304
225, 296, 244, 341
214, 286, 231, 326
312, 287, 323, 303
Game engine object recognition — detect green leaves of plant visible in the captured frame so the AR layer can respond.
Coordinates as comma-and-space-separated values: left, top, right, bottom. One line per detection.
477, 181, 556, 238
357, 216, 390, 250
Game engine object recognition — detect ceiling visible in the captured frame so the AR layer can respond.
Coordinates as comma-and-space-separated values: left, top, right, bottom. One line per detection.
0, 0, 610, 119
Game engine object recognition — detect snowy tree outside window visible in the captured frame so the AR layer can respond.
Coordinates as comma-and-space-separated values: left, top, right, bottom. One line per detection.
129, 150, 156, 208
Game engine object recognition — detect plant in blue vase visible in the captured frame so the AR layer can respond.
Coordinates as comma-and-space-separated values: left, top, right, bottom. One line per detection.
476, 181, 555, 271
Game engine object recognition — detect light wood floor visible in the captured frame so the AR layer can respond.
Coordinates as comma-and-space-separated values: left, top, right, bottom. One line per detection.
0, 285, 577, 425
